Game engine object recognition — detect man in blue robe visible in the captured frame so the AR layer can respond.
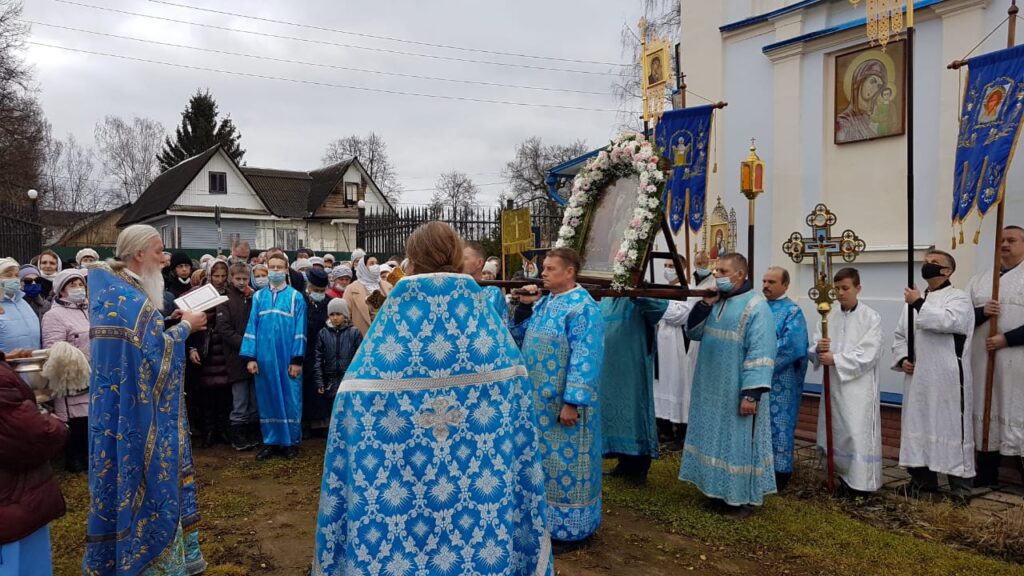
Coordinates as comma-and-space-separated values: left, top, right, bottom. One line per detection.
681, 253, 777, 516
241, 253, 307, 460
464, 241, 508, 323
85, 225, 209, 576
762, 266, 809, 491
599, 297, 667, 482
514, 248, 605, 545
313, 221, 551, 576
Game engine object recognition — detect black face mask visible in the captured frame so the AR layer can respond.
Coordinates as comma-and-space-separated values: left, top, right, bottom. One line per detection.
921, 262, 946, 280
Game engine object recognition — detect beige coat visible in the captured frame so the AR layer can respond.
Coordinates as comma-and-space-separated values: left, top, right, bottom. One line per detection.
343, 280, 393, 336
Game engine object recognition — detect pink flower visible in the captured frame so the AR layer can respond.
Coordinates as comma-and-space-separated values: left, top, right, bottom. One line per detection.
615, 252, 626, 262
630, 217, 643, 228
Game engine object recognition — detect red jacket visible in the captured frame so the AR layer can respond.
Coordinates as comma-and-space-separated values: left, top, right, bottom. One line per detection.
0, 354, 67, 544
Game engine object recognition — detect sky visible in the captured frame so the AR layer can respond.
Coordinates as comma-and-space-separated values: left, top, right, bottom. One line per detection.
21, 0, 650, 207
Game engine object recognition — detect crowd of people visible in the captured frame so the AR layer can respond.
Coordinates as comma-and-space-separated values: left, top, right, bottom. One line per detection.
0, 222, 1022, 575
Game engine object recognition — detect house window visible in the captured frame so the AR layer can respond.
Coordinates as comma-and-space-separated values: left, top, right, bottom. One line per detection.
209, 172, 227, 194
274, 229, 298, 251
345, 182, 358, 204
161, 225, 171, 248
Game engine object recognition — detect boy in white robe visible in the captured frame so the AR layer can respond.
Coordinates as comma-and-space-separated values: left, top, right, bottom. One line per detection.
967, 225, 1024, 486
654, 260, 696, 446
892, 250, 975, 505
809, 267, 883, 495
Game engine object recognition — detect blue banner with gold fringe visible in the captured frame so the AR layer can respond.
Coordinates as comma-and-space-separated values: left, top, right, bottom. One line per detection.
952, 43, 1024, 246
655, 106, 714, 235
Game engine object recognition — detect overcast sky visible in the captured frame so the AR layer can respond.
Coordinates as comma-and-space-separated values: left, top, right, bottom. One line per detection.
22, 0, 648, 206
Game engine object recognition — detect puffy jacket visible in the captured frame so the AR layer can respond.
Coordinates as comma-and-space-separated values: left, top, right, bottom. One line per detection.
215, 285, 253, 384
313, 321, 362, 395
187, 287, 230, 388
41, 298, 91, 422
0, 354, 67, 544
0, 293, 40, 354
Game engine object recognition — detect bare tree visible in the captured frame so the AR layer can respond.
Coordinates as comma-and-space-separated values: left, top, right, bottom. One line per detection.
94, 116, 165, 204
322, 132, 402, 204
613, 0, 681, 129
41, 130, 106, 213
0, 0, 47, 202
430, 171, 478, 216
499, 137, 589, 214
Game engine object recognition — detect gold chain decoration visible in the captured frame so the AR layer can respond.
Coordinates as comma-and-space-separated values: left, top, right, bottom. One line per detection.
849, 0, 911, 49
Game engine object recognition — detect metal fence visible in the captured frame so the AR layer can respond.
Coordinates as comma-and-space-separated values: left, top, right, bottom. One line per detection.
0, 201, 42, 264
358, 204, 562, 258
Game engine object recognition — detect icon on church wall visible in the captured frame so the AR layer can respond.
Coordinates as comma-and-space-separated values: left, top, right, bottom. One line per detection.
833, 40, 906, 145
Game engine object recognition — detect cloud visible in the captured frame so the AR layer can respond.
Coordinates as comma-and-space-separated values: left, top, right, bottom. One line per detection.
24, 0, 643, 206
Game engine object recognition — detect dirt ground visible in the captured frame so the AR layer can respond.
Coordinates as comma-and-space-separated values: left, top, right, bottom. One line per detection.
188, 439, 772, 576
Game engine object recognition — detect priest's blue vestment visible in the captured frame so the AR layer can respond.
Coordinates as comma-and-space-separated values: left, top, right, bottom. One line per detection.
512, 286, 605, 542
680, 289, 778, 506
484, 285, 509, 325
240, 285, 306, 447
598, 297, 667, 458
84, 264, 206, 576
766, 297, 809, 475
313, 274, 552, 576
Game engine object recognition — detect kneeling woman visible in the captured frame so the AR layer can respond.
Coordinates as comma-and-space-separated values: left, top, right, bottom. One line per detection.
312, 222, 552, 576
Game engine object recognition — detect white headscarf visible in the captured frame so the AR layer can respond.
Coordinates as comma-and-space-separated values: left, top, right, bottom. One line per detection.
355, 256, 381, 292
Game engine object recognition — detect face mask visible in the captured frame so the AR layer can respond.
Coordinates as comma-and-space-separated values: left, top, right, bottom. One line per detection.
921, 262, 945, 280
309, 291, 325, 302
2, 278, 20, 296
695, 268, 710, 277
663, 269, 678, 283
268, 271, 287, 285
367, 264, 380, 278
178, 276, 190, 284
715, 276, 735, 294
67, 287, 87, 303
253, 277, 269, 289
23, 283, 42, 298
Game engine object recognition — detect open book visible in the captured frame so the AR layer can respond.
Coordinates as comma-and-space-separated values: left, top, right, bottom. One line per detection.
174, 283, 229, 313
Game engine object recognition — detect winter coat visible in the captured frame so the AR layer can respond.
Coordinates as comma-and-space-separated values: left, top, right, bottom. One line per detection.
313, 321, 362, 394
0, 294, 40, 354
215, 285, 254, 385
41, 299, 91, 422
25, 295, 51, 320
188, 287, 230, 388
0, 355, 67, 544
343, 280, 393, 337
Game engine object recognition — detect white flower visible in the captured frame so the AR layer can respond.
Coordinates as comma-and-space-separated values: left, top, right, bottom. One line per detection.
559, 225, 575, 238
555, 239, 566, 248
628, 249, 638, 260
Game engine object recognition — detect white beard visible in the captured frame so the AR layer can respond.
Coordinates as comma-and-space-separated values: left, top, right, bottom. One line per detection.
139, 265, 167, 308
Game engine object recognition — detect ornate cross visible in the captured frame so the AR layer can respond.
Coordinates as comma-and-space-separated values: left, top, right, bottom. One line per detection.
782, 204, 865, 311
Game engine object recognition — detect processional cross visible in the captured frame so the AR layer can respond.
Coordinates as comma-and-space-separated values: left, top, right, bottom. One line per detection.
782, 203, 865, 492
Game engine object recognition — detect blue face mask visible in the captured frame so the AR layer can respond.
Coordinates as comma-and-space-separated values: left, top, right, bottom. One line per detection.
253, 276, 269, 289
268, 271, 287, 285
23, 283, 42, 298
2, 278, 20, 296
715, 276, 735, 294
695, 268, 711, 277
309, 291, 325, 302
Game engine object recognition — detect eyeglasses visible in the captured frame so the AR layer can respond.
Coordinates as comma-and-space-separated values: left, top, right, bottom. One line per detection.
21, 278, 40, 285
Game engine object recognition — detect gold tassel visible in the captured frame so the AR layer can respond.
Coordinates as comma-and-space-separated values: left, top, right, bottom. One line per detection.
959, 227, 965, 245
712, 110, 718, 174
952, 235, 957, 249
973, 229, 981, 244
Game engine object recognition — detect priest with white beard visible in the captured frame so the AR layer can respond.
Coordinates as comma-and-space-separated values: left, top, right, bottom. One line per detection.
653, 260, 697, 445
892, 250, 975, 505
967, 225, 1024, 486
809, 267, 883, 495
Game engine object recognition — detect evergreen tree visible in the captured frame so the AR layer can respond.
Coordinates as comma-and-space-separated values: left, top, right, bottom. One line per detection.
158, 89, 245, 170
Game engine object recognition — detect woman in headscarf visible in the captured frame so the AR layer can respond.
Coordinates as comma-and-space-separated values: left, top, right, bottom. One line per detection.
343, 254, 393, 336
187, 259, 231, 446
836, 58, 888, 142
40, 268, 91, 473
326, 265, 351, 299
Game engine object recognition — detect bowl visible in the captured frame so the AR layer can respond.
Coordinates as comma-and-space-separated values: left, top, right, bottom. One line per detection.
9, 350, 50, 392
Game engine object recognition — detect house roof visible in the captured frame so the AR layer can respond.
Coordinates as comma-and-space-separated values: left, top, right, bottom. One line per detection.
308, 159, 354, 214
240, 166, 313, 218
118, 146, 221, 226
56, 204, 130, 245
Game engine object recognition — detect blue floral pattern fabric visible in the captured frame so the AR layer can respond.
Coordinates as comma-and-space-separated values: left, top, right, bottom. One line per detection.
84, 265, 205, 576
313, 273, 552, 576
766, 297, 809, 475
484, 285, 509, 325
511, 286, 605, 542
680, 291, 778, 506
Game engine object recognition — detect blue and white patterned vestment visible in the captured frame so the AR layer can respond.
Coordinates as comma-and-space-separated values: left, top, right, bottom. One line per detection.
85, 264, 206, 576
483, 285, 509, 325
680, 289, 778, 506
313, 273, 552, 576
766, 297, 809, 475
511, 286, 605, 542
240, 285, 306, 447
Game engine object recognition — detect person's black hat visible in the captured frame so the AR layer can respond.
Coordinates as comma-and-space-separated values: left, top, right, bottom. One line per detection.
307, 267, 329, 288
170, 252, 192, 269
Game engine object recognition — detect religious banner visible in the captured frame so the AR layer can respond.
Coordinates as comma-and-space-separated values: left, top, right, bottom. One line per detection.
500, 207, 533, 255
655, 105, 714, 234
952, 43, 1024, 246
